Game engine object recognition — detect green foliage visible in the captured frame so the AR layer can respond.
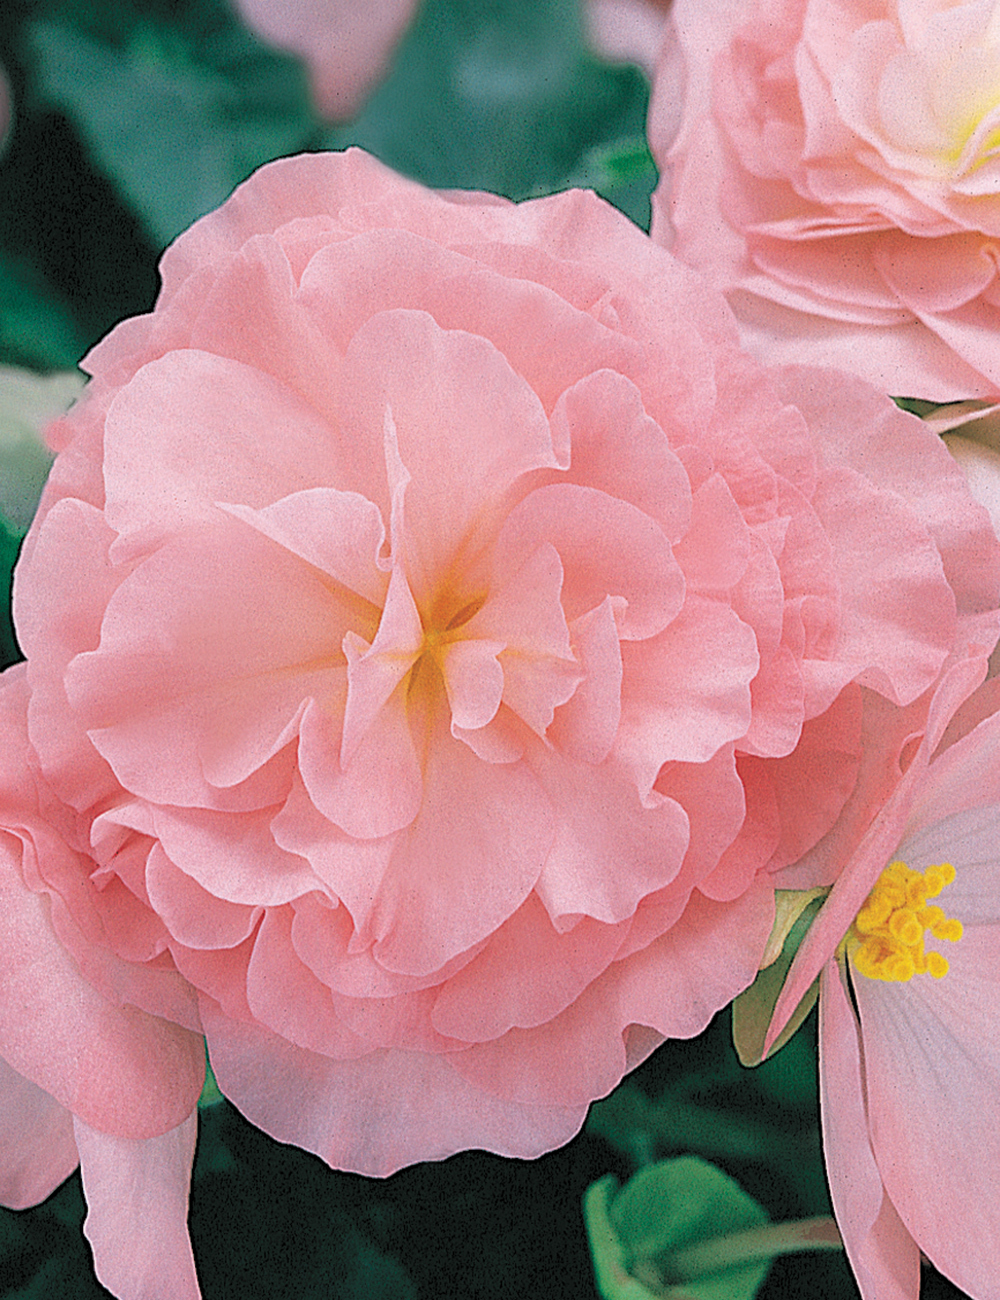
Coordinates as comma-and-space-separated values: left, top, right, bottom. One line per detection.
324, 0, 652, 209
26, 8, 313, 247
585, 1158, 771, 1300
0, 515, 21, 669
0, 254, 88, 373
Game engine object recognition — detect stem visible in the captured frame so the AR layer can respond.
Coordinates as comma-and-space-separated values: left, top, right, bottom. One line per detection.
669, 1217, 843, 1280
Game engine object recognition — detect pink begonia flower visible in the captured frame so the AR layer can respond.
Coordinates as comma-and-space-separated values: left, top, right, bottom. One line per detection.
234, 0, 419, 120
0, 665, 204, 1300
649, 0, 1000, 403
11, 149, 1000, 1178
585, 0, 671, 76
766, 669, 1000, 1299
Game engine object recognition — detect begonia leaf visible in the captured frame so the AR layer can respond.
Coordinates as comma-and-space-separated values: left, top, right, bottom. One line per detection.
0, 516, 21, 670
27, 9, 313, 246
585, 1158, 771, 1300
0, 254, 88, 373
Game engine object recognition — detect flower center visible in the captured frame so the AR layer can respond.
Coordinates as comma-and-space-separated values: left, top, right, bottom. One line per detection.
848, 859, 963, 983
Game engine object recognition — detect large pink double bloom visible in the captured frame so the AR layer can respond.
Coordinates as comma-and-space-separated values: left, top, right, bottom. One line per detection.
653, 0, 1000, 402
10, 149, 1000, 1177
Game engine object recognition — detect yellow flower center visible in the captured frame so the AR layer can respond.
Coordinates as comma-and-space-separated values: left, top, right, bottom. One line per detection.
848, 859, 963, 983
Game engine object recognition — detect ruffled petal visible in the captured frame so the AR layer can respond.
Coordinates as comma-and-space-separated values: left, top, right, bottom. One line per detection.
202, 1002, 585, 1177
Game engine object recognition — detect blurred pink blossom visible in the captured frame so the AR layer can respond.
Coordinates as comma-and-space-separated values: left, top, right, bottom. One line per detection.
234, 0, 419, 119
585, 0, 671, 75
651, 0, 1000, 402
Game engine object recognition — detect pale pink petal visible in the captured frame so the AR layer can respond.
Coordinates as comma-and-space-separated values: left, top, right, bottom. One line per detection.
550, 369, 692, 541
145, 844, 261, 948
857, 920, 1000, 1298
494, 482, 684, 640
339, 562, 422, 764
808, 463, 957, 707
363, 724, 554, 976
67, 518, 352, 810
298, 227, 631, 415
187, 234, 346, 422
467, 542, 582, 739
75, 1111, 200, 1300
430, 893, 629, 1042
299, 689, 423, 840
451, 881, 774, 1106
339, 310, 559, 604
617, 595, 758, 792
672, 471, 750, 590
150, 804, 319, 907
818, 964, 921, 1300
586, 0, 671, 74
0, 808, 204, 1138
440, 637, 505, 732
289, 891, 482, 999
221, 487, 388, 609
102, 350, 345, 556
548, 597, 622, 763
0, 1056, 78, 1209
202, 1002, 586, 1176
531, 748, 690, 926
15, 500, 122, 812
246, 909, 370, 1058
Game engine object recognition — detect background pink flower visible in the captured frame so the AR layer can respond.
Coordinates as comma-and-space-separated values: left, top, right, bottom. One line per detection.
585, 0, 671, 75
651, 0, 1000, 402
234, 0, 420, 120
12, 148, 999, 1178
0, 665, 204, 1300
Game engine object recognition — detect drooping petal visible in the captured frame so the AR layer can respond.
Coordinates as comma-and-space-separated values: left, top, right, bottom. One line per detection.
0, 1055, 78, 1209
75, 1112, 200, 1300
818, 964, 921, 1300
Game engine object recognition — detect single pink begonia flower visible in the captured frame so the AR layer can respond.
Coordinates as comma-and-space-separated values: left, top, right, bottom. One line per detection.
767, 669, 1000, 1299
0, 665, 204, 1300
11, 149, 1000, 1177
233, 0, 419, 120
650, 0, 1000, 403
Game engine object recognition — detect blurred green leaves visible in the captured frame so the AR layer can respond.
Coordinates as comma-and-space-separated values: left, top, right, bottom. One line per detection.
585, 1159, 842, 1300
27, 9, 313, 247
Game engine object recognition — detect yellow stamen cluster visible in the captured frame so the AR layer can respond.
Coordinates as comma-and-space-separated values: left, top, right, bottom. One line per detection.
849, 860, 963, 983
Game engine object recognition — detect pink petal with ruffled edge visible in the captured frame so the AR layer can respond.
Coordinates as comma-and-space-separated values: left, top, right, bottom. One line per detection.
0, 669, 205, 1138
75, 1111, 200, 1300
202, 1002, 585, 1177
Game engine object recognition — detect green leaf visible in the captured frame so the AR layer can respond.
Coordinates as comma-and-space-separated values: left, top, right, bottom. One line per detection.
731, 892, 826, 1068
0, 514, 22, 669
323, 0, 651, 210
585, 1158, 771, 1300
0, 254, 89, 373
27, 8, 314, 247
